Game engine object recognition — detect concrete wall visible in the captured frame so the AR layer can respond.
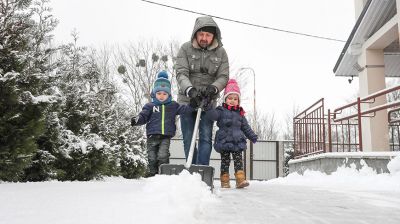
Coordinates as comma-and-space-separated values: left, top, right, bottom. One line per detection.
289, 152, 400, 175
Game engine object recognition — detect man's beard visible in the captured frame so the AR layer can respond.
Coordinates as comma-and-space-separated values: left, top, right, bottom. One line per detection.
199, 40, 209, 49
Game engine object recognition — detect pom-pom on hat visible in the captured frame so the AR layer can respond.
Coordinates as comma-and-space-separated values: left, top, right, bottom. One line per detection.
152, 71, 171, 95
224, 79, 241, 102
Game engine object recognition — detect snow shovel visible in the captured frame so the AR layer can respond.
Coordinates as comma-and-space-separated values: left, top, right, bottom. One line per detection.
159, 101, 215, 190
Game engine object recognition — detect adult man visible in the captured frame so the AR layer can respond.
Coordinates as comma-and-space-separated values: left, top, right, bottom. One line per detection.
175, 16, 229, 165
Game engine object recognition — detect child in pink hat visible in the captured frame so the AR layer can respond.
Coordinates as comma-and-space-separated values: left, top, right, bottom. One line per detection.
206, 79, 258, 188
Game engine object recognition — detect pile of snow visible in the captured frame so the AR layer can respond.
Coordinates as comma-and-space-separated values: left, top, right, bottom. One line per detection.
387, 155, 400, 174
268, 156, 400, 192
138, 170, 216, 223
0, 170, 216, 224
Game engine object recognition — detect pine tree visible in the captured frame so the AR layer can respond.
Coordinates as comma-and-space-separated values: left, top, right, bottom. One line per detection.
48, 34, 147, 180
0, 0, 57, 181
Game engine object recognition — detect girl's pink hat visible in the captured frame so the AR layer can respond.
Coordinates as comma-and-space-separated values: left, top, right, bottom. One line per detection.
224, 79, 241, 102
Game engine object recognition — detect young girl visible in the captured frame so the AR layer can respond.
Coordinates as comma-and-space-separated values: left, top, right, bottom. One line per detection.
206, 79, 258, 188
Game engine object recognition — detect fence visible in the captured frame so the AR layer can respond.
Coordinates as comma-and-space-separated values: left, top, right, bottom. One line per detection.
293, 98, 326, 158
169, 139, 282, 180
294, 85, 400, 158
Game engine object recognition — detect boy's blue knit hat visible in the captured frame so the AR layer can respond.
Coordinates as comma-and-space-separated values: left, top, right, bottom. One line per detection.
152, 71, 171, 95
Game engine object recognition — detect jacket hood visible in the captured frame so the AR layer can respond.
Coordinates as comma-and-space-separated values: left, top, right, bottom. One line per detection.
191, 16, 223, 48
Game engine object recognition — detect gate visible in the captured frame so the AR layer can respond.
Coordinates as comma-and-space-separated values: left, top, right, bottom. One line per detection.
169, 139, 281, 180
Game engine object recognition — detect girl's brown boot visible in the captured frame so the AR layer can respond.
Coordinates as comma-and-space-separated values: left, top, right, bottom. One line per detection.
234, 170, 249, 188
220, 172, 231, 188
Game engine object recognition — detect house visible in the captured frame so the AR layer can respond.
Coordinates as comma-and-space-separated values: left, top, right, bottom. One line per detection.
290, 0, 400, 174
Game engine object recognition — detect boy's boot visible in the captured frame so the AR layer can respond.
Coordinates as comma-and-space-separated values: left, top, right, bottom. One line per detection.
234, 170, 249, 188
220, 172, 231, 188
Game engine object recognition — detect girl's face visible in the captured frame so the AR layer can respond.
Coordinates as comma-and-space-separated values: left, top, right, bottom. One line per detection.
225, 94, 239, 106
155, 91, 169, 102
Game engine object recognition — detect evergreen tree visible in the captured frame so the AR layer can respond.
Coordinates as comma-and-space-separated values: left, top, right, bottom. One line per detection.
0, 0, 57, 181
49, 34, 147, 180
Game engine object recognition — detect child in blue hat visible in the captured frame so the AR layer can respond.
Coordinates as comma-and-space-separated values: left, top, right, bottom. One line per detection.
131, 71, 196, 177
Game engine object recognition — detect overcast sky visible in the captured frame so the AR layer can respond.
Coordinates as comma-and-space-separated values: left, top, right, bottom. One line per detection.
50, 0, 359, 129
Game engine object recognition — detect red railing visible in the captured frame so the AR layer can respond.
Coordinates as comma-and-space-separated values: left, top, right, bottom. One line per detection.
328, 108, 361, 153
293, 98, 326, 158
388, 107, 400, 151
294, 85, 400, 158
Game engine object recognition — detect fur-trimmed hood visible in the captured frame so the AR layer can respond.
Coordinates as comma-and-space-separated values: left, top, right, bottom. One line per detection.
190, 16, 223, 50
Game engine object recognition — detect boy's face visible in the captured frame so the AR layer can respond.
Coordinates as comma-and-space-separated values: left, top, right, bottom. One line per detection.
225, 94, 239, 106
155, 91, 169, 102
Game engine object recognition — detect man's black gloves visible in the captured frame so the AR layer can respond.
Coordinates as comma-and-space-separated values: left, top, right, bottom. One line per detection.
203, 85, 218, 98
187, 87, 199, 98
189, 97, 202, 109
187, 85, 217, 110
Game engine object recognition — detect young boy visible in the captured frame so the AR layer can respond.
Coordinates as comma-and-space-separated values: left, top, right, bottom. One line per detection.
131, 71, 194, 177
206, 79, 258, 188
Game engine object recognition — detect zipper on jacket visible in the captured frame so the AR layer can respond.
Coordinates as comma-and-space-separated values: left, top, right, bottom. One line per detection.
201, 49, 205, 73
161, 104, 165, 135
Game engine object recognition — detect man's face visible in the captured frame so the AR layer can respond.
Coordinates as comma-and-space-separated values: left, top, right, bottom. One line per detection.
196, 31, 214, 49
155, 91, 169, 102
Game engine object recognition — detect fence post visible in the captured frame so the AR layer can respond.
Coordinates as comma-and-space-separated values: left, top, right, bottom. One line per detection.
357, 97, 363, 151
328, 109, 332, 152
293, 118, 297, 157
322, 100, 326, 153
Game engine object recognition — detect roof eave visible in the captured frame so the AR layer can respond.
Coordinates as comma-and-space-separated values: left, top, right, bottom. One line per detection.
333, 0, 373, 75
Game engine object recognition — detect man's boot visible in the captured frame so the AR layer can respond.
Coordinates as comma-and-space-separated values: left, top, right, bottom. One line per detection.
234, 170, 249, 188
220, 172, 231, 188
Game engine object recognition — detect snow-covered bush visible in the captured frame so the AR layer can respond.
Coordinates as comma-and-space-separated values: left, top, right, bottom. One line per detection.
1, 1, 149, 182
119, 130, 147, 179
0, 0, 57, 182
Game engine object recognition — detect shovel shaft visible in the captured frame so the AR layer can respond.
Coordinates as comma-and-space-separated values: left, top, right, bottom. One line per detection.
184, 107, 202, 168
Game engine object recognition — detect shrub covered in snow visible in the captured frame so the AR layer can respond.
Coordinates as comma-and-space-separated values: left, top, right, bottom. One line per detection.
0, 0, 148, 182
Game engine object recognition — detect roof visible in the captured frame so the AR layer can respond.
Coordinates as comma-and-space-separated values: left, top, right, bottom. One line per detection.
333, 0, 399, 77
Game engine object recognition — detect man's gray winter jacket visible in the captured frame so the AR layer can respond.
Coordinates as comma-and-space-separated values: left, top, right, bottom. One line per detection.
175, 16, 229, 105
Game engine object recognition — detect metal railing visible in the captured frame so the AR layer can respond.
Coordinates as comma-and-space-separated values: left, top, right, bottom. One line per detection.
294, 85, 400, 158
293, 98, 326, 158
388, 108, 400, 150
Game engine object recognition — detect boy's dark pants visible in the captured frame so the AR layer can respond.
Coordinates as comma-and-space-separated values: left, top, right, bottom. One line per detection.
147, 135, 171, 176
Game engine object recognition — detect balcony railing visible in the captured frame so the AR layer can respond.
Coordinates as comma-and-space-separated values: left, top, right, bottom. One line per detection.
294, 85, 400, 158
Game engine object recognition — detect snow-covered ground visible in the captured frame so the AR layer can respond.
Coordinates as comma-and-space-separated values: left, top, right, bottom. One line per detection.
1, 157, 400, 224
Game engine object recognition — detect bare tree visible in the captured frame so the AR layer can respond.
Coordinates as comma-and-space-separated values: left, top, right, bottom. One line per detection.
249, 111, 279, 140
114, 40, 179, 113
282, 104, 301, 140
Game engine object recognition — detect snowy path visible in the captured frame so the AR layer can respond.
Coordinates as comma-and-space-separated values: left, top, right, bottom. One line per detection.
205, 183, 400, 224
1, 173, 399, 224
2, 157, 400, 224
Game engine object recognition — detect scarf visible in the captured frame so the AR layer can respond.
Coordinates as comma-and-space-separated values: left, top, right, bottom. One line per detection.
223, 103, 245, 116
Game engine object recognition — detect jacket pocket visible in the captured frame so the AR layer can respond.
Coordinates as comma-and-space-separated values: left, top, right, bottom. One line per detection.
188, 54, 200, 73
208, 56, 221, 74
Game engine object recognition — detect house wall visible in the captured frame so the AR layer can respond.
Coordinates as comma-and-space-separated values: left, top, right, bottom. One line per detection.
353, 0, 400, 151
357, 50, 390, 151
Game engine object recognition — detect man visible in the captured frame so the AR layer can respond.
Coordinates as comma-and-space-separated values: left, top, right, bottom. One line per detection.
175, 16, 229, 165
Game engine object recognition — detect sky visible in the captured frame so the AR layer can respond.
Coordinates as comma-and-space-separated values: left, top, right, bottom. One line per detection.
50, 0, 360, 128
1, 155, 400, 223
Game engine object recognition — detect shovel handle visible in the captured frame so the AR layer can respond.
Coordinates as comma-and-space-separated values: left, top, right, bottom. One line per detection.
184, 104, 204, 169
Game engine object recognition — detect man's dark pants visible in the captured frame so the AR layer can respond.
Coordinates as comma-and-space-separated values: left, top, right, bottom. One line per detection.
180, 111, 214, 165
